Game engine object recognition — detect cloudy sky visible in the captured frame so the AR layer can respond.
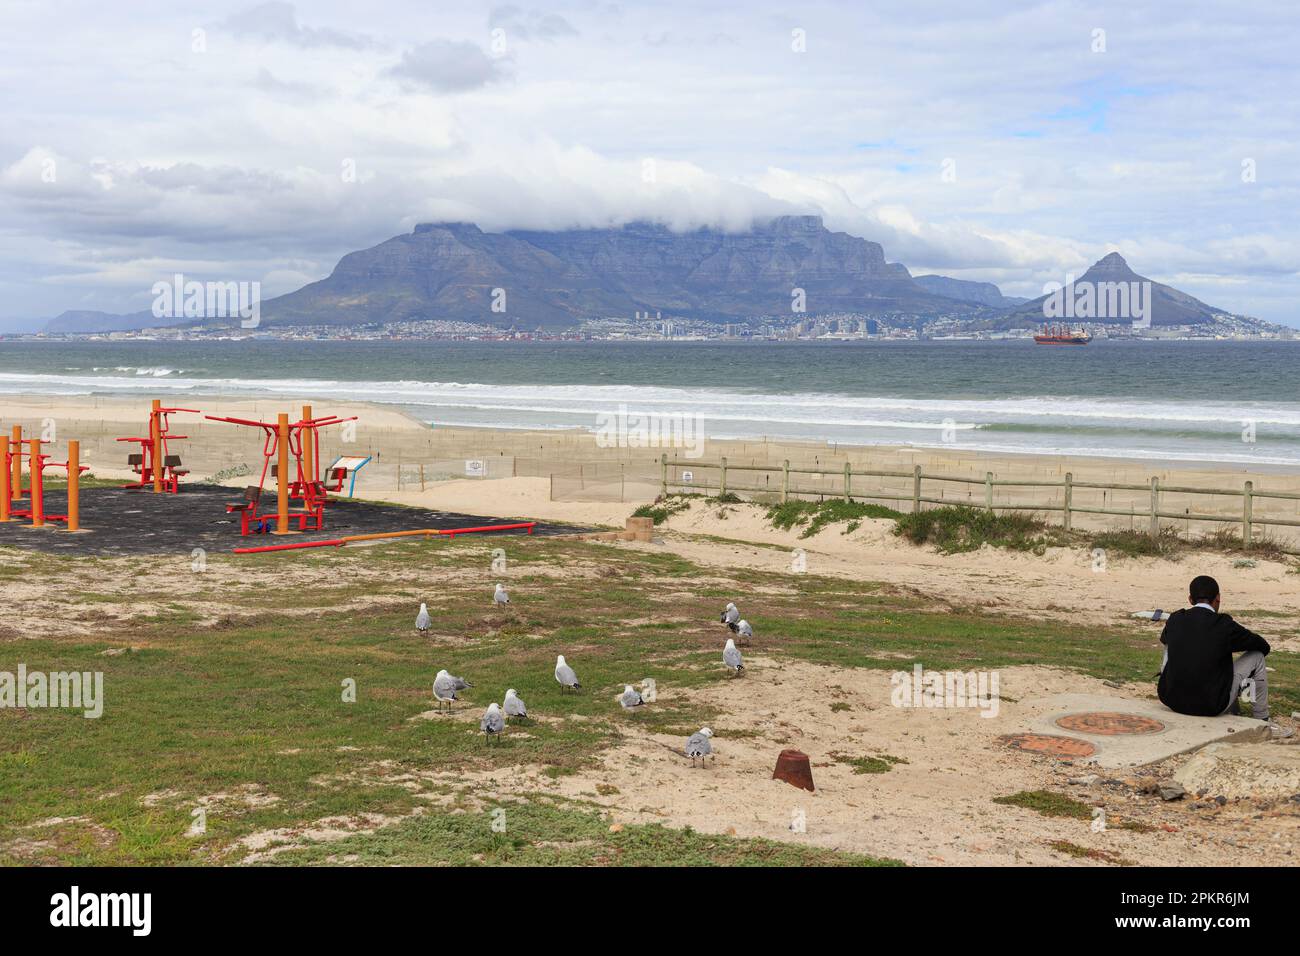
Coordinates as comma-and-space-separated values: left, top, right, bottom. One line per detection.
2, 0, 1297, 329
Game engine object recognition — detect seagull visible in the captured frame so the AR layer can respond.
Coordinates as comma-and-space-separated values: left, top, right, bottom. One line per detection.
555, 654, 580, 692
723, 638, 744, 677
685, 727, 714, 767
503, 688, 528, 722
720, 602, 740, 631
617, 684, 644, 709
415, 603, 431, 632
735, 619, 753, 644
494, 583, 510, 605
433, 669, 471, 712
481, 702, 505, 743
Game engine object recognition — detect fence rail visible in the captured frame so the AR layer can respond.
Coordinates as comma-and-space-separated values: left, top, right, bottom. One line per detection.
659, 455, 1300, 551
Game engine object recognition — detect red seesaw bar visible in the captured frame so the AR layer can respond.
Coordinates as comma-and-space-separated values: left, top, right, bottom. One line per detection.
232, 522, 537, 554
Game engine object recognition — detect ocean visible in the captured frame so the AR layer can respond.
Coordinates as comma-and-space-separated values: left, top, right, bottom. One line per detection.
1, 339, 1298, 467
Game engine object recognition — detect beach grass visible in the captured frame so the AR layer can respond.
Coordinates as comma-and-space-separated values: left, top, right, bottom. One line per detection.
1, 535, 1296, 866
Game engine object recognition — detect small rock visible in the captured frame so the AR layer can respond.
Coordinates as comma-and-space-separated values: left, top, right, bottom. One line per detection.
1158, 782, 1186, 801
1068, 774, 1100, 786
608, 823, 624, 834
1215, 795, 1227, 806
1102, 680, 1122, 689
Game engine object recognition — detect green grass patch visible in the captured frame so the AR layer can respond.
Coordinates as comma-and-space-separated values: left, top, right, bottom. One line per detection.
993, 790, 1093, 820
894, 506, 1065, 554
766, 499, 901, 538
831, 752, 909, 774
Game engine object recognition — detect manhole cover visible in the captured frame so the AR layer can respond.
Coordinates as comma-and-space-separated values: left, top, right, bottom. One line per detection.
1055, 712, 1165, 736
998, 733, 1096, 757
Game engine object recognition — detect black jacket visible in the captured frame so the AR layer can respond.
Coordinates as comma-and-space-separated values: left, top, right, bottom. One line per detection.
1157, 606, 1269, 717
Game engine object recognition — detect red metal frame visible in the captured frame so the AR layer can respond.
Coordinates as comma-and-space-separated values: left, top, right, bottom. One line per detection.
232, 522, 537, 554
117, 405, 200, 492
204, 412, 357, 535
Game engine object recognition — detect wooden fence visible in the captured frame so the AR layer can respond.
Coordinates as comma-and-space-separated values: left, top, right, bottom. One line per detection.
659, 455, 1300, 551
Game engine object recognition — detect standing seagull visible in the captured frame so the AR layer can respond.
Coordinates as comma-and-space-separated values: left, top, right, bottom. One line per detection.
720, 602, 740, 631
494, 583, 510, 605
415, 603, 431, 632
480, 702, 505, 743
685, 728, 714, 767
723, 638, 744, 677
503, 688, 528, 722
433, 669, 471, 712
554, 655, 581, 692
617, 684, 644, 709
735, 619, 753, 644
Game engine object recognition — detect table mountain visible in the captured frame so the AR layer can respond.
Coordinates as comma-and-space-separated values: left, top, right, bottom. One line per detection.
259, 216, 961, 327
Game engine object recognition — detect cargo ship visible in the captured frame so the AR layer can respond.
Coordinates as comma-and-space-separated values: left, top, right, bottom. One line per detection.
1033, 323, 1092, 345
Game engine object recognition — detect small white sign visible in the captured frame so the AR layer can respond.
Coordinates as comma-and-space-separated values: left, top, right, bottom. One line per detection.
681, 470, 693, 483
465, 459, 485, 477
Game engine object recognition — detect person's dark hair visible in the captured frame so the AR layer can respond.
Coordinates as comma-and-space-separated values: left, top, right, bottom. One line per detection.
1189, 575, 1220, 604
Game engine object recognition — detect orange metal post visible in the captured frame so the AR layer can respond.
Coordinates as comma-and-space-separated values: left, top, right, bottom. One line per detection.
302, 404, 313, 484
274, 412, 290, 534
66, 440, 80, 532
9, 425, 20, 500
0, 441, 9, 521
150, 399, 162, 493
29, 438, 44, 527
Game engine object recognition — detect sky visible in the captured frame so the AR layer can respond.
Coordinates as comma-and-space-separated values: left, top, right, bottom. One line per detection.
1, 0, 1297, 329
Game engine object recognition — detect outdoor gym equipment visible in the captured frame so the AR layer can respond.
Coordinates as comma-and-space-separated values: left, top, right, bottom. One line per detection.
204, 406, 357, 535
0, 434, 89, 531
117, 400, 200, 492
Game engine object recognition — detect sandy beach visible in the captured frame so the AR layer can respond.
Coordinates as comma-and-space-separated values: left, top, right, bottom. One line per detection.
3, 390, 1299, 868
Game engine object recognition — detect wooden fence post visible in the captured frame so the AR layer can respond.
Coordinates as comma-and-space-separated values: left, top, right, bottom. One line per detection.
719, 457, 728, 497
912, 465, 922, 514
844, 462, 852, 502
660, 453, 667, 496
781, 459, 790, 503
1243, 480, 1253, 549
984, 471, 993, 512
1063, 472, 1073, 531
1149, 477, 1160, 537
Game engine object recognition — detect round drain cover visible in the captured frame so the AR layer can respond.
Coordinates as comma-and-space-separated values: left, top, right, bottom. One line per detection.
1055, 712, 1165, 736
999, 733, 1096, 757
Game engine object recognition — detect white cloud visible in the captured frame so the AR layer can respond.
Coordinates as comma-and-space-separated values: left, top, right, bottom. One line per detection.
0, 0, 1297, 326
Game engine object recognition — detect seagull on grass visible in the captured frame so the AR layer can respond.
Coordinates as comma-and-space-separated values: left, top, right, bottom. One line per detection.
415, 603, 431, 632
481, 702, 505, 743
503, 689, 528, 722
720, 602, 740, 631
618, 685, 644, 709
724, 638, 744, 677
433, 669, 471, 712
555, 655, 580, 692
494, 583, 510, 605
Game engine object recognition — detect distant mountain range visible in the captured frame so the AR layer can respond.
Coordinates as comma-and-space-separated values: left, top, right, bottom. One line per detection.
40, 216, 1248, 333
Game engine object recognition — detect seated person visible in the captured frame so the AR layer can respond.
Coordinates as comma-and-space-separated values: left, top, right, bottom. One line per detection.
1157, 574, 1290, 738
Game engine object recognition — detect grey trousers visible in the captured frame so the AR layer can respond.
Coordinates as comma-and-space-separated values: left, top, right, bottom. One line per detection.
1159, 648, 1269, 719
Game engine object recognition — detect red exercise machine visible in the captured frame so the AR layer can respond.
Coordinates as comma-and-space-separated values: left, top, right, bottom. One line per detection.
204, 406, 357, 536
117, 400, 200, 492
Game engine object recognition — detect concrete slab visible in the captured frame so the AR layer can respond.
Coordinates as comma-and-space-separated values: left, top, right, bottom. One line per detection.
1015, 693, 1268, 769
